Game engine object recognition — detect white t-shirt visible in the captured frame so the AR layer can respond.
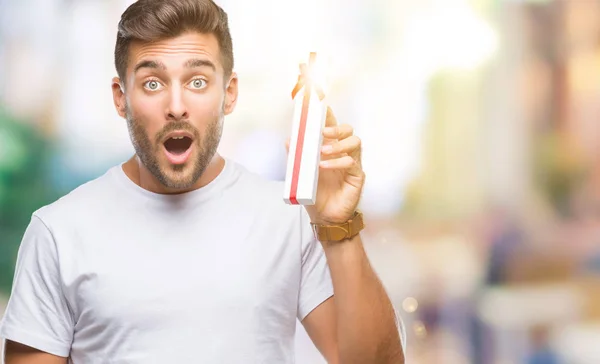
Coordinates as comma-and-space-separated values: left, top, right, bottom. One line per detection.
0, 158, 334, 363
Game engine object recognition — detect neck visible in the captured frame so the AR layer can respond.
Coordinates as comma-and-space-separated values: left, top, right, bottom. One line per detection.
122, 153, 225, 195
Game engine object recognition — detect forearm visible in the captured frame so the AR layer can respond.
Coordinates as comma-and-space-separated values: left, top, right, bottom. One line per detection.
323, 235, 404, 364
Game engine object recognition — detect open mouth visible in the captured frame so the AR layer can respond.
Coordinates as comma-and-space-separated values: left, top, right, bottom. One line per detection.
164, 136, 193, 155
163, 135, 194, 165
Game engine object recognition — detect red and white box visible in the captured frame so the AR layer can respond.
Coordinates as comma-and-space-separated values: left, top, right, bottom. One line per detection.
284, 52, 328, 205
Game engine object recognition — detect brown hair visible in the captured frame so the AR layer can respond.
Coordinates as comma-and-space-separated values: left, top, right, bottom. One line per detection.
115, 0, 234, 83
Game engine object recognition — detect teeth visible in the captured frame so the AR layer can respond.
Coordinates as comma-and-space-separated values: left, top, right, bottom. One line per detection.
172, 136, 184, 140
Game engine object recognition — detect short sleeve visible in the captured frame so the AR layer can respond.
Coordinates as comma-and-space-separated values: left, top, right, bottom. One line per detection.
297, 208, 334, 321
395, 309, 408, 356
0, 215, 73, 357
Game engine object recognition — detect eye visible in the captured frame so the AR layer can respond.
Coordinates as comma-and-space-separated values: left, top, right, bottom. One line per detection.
189, 78, 207, 90
144, 80, 163, 91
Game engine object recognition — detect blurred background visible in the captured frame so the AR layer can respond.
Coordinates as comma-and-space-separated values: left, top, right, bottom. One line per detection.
2, 0, 600, 362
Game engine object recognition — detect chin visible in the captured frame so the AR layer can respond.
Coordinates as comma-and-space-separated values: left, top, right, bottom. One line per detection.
163, 170, 198, 189
153, 162, 197, 190
162, 177, 198, 190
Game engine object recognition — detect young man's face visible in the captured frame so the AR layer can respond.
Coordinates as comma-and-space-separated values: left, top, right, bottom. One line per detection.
112, 31, 237, 190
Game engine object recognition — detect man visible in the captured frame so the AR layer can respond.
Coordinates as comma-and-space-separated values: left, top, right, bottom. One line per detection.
0, 0, 405, 363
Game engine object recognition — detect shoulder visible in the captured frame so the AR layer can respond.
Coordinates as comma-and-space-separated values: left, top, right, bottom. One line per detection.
34, 166, 118, 227
227, 159, 306, 224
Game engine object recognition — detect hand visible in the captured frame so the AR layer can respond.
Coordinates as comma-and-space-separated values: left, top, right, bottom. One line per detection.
286, 107, 365, 225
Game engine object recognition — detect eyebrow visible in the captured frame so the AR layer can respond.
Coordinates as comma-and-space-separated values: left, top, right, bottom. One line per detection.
133, 58, 217, 74
184, 58, 216, 71
133, 60, 166, 74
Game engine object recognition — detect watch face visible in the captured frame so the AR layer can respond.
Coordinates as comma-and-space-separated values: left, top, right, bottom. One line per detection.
331, 225, 350, 241
329, 231, 344, 241
312, 212, 365, 242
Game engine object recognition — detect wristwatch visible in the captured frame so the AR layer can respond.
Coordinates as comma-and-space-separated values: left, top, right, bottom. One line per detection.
310, 210, 365, 242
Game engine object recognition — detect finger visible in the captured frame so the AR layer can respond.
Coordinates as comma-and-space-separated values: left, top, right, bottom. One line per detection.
323, 124, 354, 142
320, 151, 348, 163
320, 155, 354, 169
321, 135, 360, 157
320, 155, 363, 178
325, 106, 338, 128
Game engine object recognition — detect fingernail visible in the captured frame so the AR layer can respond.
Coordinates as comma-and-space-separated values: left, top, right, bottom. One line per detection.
322, 145, 333, 153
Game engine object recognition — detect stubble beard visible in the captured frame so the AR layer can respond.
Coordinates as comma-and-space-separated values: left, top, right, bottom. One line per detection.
125, 105, 224, 190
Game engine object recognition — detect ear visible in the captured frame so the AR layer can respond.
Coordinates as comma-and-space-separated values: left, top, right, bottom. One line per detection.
223, 72, 238, 116
111, 77, 127, 119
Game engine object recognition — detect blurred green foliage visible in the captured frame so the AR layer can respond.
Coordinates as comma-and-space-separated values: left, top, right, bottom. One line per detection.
0, 107, 60, 294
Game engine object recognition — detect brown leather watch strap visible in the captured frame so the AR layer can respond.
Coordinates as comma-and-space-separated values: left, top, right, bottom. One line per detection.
310, 210, 365, 242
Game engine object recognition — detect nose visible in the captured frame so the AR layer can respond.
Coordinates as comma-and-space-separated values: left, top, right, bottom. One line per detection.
166, 88, 189, 120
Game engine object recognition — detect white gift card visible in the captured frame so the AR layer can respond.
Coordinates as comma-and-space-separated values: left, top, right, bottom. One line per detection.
284, 52, 328, 205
